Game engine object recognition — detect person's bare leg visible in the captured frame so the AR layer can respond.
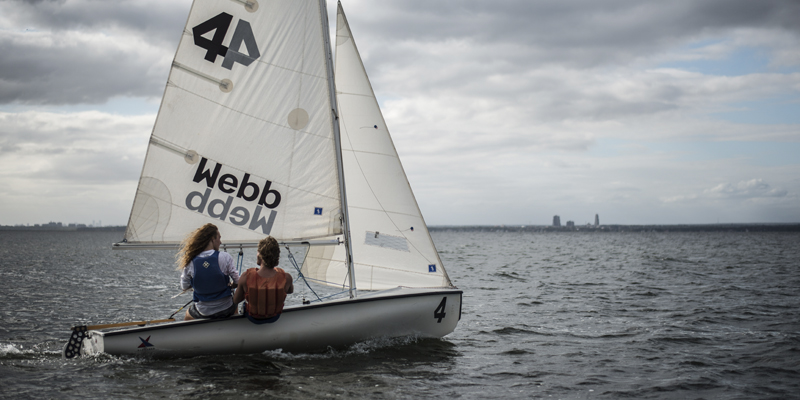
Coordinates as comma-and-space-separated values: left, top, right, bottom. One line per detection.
184, 309, 194, 321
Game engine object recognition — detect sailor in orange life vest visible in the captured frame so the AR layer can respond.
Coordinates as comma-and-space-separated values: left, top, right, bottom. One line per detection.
178, 223, 240, 320
232, 236, 294, 323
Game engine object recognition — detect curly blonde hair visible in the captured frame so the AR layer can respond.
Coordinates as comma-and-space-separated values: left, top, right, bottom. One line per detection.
176, 223, 219, 270
257, 236, 280, 269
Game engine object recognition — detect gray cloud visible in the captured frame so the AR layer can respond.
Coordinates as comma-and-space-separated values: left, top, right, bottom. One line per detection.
704, 179, 788, 199
6, 0, 189, 45
0, 0, 190, 105
2, 0, 798, 107
0, 33, 168, 104
662, 178, 790, 204
0, 110, 152, 183
354, 0, 800, 66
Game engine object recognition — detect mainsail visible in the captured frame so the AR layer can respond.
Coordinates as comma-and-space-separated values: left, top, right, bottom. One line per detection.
120, 0, 450, 291
122, 0, 342, 246
302, 3, 453, 290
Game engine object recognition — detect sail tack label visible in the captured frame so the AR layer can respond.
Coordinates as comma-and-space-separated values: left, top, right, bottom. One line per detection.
185, 157, 280, 234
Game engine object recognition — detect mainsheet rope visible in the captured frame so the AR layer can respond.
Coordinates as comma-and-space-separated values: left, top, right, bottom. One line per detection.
284, 244, 321, 304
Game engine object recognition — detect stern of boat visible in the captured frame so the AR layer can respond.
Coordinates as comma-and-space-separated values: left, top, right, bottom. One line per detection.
63, 327, 104, 359
81, 331, 105, 356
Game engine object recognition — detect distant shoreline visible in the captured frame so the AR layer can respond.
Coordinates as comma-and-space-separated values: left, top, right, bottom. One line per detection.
429, 223, 800, 232
2, 224, 799, 233
0, 225, 126, 232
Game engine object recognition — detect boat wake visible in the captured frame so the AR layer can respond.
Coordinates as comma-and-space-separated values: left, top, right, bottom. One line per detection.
0, 343, 23, 357
0, 342, 71, 363
260, 334, 426, 360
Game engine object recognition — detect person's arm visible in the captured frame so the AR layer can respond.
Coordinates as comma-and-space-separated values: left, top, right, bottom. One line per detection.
220, 252, 239, 287
285, 273, 294, 294
180, 265, 193, 291
232, 272, 247, 304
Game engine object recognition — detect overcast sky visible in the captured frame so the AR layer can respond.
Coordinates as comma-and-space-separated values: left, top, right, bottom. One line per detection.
1, 0, 799, 226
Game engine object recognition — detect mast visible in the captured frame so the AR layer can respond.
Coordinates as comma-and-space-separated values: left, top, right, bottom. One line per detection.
320, 0, 357, 298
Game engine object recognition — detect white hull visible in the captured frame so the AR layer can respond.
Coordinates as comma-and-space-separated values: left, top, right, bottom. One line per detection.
77, 288, 461, 357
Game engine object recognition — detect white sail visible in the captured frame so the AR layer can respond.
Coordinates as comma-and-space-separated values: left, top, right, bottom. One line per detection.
122, 0, 342, 245
303, 3, 452, 290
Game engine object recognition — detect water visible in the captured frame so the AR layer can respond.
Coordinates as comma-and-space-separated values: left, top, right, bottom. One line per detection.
1, 229, 798, 399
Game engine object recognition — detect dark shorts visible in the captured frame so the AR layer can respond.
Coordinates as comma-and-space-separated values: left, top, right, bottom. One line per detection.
245, 309, 281, 325
188, 302, 237, 319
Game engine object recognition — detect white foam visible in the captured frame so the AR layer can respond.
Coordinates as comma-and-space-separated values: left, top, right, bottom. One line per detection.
0, 343, 23, 356
259, 334, 422, 360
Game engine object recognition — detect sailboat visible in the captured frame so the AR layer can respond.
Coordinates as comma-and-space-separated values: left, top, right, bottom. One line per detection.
63, 0, 461, 358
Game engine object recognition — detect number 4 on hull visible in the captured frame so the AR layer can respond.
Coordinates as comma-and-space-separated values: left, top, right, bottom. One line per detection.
434, 297, 447, 323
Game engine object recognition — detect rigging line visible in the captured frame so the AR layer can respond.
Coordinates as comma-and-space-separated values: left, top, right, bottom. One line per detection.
336, 91, 375, 99
284, 244, 322, 302
342, 261, 350, 290
315, 290, 351, 302
347, 204, 420, 219
301, 275, 348, 286
342, 147, 396, 158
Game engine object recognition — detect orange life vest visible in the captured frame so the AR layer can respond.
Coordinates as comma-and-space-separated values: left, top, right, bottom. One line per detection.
244, 267, 287, 319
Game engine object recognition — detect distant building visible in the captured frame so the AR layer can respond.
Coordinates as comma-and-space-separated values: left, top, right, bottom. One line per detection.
566, 221, 575, 228
595, 214, 599, 227
553, 215, 561, 227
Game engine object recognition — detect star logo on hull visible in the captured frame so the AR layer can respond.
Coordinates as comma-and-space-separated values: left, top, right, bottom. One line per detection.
138, 336, 154, 348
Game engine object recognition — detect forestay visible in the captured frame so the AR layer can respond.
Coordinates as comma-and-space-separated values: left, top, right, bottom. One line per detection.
122, 0, 342, 246
302, 4, 453, 291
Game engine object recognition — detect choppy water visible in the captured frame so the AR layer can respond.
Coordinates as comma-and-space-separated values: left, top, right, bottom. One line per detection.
1, 229, 798, 399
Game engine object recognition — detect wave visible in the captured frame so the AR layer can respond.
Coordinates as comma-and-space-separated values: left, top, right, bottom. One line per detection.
494, 272, 527, 282
490, 326, 554, 336
255, 335, 454, 360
